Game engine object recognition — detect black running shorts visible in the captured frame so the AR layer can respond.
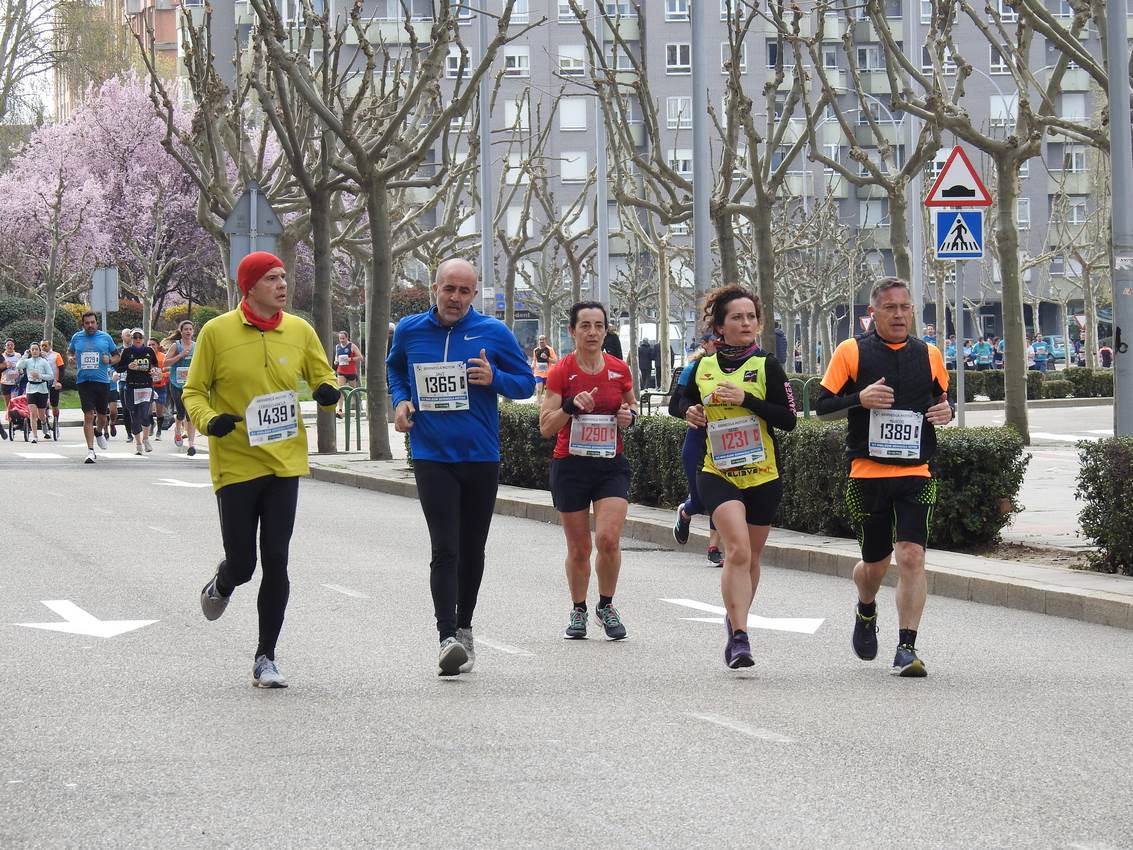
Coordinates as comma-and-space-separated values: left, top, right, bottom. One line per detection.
844, 476, 938, 564
697, 472, 783, 526
77, 381, 110, 415
550, 454, 631, 513
26, 392, 48, 410
48, 384, 60, 407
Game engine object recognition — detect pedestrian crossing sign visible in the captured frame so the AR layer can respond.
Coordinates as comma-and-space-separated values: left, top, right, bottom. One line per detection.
934, 209, 984, 260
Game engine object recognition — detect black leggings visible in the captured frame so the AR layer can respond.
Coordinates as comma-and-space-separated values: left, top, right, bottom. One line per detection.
215, 475, 299, 660
413, 460, 499, 640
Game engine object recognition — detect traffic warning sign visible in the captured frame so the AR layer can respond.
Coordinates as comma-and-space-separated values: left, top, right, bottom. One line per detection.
924, 146, 992, 208
934, 209, 985, 259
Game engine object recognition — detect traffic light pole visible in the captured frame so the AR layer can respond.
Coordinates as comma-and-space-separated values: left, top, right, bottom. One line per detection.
1107, 0, 1133, 435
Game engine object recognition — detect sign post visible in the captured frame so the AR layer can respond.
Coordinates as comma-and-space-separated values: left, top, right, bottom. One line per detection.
924, 145, 993, 427
90, 267, 119, 331
222, 181, 284, 286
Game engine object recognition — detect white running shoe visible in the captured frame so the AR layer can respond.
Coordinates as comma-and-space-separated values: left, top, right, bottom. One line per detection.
143, 438, 153, 452
84, 449, 96, 464
96, 433, 108, 450
31, 436, 37, 444
253, 655, 288, 689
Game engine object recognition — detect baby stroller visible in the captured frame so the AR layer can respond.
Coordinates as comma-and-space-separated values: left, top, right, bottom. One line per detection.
5, 393, 31, 442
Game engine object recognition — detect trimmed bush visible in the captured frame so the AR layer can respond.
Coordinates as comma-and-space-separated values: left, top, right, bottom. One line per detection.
0, 295, 78, 340
1, 319, 65, 352
1041, 379, 1072, 399
946, 370, 979, 402
494, 406, 1028, 551
1078, 439, 1133, 575
190, 305, 224, 328
1062, 367, 1113, 398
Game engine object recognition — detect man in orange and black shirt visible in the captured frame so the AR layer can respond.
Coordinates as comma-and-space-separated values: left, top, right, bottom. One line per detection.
816, 277, 954, 678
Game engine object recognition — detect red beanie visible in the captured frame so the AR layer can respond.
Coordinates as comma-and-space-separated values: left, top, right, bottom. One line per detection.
237, 251, 285, 296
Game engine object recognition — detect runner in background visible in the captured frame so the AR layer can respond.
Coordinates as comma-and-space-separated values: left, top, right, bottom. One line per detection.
17, 342, 56, 443
115, 328, 134, 440
185, 251, 339, 689
539, 302, 637, 641
670, 330, 723, 566
164, 320, 197, 455
531, 334, 558, 403
387, 258, 535, 676
67, 312, 119, 463
679, 284, 797, 669
118, 330, 159, 456
333, 330, 362, 418
147, 337, 170, 440
1, 338, 19, 411
41, 339, 64, 439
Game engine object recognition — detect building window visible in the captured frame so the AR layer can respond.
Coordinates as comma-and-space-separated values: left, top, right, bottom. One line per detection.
883, 0, 902, 17
858, 45, 883, 71
559, 0, 582, 21
668, 148, 693, 178
1067, 198, 1088, 226
989, 93, 1018, 130
822, 43, 838, 70
604, 45, 635, 70
504, 98, 529, 130
671, 221, 690, 235
505, 153, 530, 185
1063, 144, 1087, 172
559, 97, 588, 130
767, 40, 780, 69
921, 45, 956, 74
721, 42, 747, 74
822, 144, 840, 173
1015, 198, 1031, 230
720, 0, 735, 20
989, 46, 1010, 74
666, 96, 693, 129
562, 204, 589, 237
1060, 92, 1087, 121
604, 2, 633, 16
505, 206, 526, 238
559, 45, 586, 77
995, 0, 1018, 22
446, 47, 470, 79
666, 0, 689, 21
666, 43, 692, 74
450, 0, 473, 21
504, 46, 530, 77
858, 198, 888, 228
509, 0, 530, 24
920, 0, 932, 23
561, 151, 589, 183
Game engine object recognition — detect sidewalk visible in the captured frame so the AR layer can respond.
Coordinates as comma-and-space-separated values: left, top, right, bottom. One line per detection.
307, 438, 1133, 633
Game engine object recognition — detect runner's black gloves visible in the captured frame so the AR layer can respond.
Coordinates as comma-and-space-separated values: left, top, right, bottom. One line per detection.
208, 413, 243, 437
313, 383, 341, 406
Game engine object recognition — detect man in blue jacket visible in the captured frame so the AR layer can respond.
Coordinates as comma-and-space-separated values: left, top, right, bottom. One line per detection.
387, 258, 536, 677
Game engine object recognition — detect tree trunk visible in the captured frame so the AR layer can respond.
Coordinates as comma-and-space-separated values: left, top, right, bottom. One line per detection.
657, 242, 671, 391
279, 228, 300, 312
934, 264, 948, 357
820, 312, 833, 373
714, 210, 738, 285
365, 181, 393, 460
994, 152, 1029, 444
889, 189, 913, 284
785, 309, 798, 373
141, 286, 154, 341
503, 259, 517, 330
628, 306, 639, 396
1083, 265, 1098, 368
569, 257, 582, 305
752, 212, 777, 355
43, 288, 57, 345
311, 188, 337, 455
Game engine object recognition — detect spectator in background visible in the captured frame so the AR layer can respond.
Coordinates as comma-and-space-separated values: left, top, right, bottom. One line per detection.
922, 324, 937, 346
637, 338, 653, 389
972, 336, 994, 371
945, 336, 957, 369
774, 321, 788, 363
993, 336, 1004, 369
1030, 334, 1051, 372
1099, 342, 1113, 368
603, 326, 623, 359
962, 339, 974, 369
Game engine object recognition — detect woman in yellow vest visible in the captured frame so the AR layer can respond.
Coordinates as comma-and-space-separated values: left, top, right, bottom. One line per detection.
678, 284, 798, 669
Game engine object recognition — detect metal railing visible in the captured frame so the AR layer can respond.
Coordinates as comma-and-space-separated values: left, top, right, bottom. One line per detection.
789, 377, 824, 419
342, 386, 367, 451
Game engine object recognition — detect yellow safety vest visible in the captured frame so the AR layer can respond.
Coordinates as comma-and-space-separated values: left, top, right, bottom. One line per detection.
694, 353, 779, 489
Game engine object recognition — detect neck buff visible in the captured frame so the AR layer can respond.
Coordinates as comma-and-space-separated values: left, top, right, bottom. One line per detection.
715, 340, 760, 361
240, 298, 283, 332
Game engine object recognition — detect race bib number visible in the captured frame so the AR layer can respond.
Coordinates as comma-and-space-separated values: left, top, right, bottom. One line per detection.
175, 366, 189, 384
868, 409, 923, 459
568, 414, 618, 458
707, 416, 766, 470
132, 388, 153, 404
29, 370, 41, 382
337, 354, 350, 366
413, 362, 469, 411
245, 390, 299, 447
79, 351, 100, 371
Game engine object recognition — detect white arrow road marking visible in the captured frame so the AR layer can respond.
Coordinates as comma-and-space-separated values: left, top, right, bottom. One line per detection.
661, 598, 824, 634
16, 600, 156, 638
15, 453, 65, 460
689, 713, 796, 743
322, 583, 370, 599
155, 479, 211, 488
475, 637, 535, 657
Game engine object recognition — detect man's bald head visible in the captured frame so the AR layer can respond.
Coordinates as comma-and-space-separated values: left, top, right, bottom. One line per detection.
432, 258, 480, 326
435, 258, 478, 287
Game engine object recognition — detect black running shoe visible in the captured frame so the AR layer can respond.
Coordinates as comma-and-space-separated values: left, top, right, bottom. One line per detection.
673, 503, 691, 545
594, 604, 627, 640
725, 630, 754, 669
707, 546, 723, 567
852, 605, 878, 660
564, 607, 587, 640
891, 644, 927, 677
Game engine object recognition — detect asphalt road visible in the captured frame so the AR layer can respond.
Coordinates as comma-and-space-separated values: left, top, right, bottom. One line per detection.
2, 441, 1131, 849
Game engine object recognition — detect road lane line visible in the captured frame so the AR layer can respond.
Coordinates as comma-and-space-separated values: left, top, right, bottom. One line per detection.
689, 713, 796, 744
15, 453, 65, 460
661, 598, 824, 634
476, 637, 535, 656
147, 525, 175, 536
322, 583, 370, 599
155, 479, 211, 488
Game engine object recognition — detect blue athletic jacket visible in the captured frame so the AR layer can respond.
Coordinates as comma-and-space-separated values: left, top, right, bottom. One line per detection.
386, 306, 536, 463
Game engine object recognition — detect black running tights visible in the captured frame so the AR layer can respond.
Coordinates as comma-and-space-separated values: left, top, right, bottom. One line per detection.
215, 475, 299, 660
413, 460, 499, 640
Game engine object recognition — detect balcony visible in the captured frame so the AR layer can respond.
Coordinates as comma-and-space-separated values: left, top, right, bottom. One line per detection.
345, 20, 435, 46
1060, 68, 1091, 92
627, 122, 645, 146
602, 15, 639, 42
852, 18, 901, 43
1048, 171, 1091, 195
785, 171, 813, 197
859, 70, 893, 95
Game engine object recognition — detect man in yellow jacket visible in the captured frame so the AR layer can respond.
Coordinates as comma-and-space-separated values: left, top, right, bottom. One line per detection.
183, 251, 339, 689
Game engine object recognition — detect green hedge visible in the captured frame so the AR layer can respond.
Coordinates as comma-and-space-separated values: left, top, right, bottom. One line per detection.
1077, 438, 1133, 575
1061, 367, 1113, 398
1041, 379, 1072, 400
0, 296, 79, 340
494, 404, 1028, 551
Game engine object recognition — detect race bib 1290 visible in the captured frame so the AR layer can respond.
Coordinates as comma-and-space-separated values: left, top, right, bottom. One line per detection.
568, 414, 618, 458
245, 390, 298, 447
868, 409, 923, 459
413, 362, 469, 411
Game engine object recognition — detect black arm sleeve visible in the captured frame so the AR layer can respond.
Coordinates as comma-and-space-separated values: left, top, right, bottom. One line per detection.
814, 384, 861, 419
741, 357, 797, 431
675, 359, 704, 416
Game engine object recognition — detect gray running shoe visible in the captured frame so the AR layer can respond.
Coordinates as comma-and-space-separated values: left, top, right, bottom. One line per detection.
143, 438, 153, 452
200, 571, 230, 621
456, 627, 475, 673
253, 654, 288, 688
595, 604, 627, 640
438, 636, 468, 677
564, 607, 587, 640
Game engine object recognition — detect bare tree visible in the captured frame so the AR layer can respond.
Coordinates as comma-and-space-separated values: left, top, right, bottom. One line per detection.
0, 0, 60, 126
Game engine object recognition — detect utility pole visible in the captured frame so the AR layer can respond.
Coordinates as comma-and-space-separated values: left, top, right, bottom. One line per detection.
903, 0, 924, 329
1106, 0, 1133, 435
690, 0, 711, 299
595, 11, 610, 308
478, 7, 496, 316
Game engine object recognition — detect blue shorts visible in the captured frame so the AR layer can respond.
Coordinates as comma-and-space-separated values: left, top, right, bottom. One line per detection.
534, 375, 547, 384
154, 386, 168, 404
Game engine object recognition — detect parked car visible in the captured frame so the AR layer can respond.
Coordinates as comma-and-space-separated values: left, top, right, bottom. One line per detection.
1044, 335, 1066, 362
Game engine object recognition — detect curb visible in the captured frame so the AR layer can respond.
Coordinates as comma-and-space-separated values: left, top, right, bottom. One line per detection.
961, 397, 1113, 412
309, 464, 1132, 633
